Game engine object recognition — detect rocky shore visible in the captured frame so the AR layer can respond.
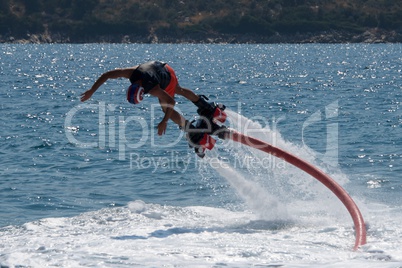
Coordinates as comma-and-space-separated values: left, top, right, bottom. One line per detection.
1, 28, 401, 44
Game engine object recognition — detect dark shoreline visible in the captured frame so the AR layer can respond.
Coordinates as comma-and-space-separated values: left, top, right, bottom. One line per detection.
1, 28, 401, 44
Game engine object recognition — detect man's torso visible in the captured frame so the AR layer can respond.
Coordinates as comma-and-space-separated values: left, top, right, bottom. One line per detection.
132, 61, 171, 93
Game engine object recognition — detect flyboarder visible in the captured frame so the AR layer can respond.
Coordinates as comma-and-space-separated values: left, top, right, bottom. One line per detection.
81, 60, 227, 157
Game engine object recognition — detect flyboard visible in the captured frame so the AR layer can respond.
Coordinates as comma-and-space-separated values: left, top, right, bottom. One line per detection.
188, 102, 367, 251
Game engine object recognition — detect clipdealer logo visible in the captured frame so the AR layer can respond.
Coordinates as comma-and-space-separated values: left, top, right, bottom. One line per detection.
64, 101, 184, 161
64, 100, 339, 169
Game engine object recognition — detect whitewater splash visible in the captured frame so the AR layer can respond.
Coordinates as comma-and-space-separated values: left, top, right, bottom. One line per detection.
209, 156, 290, 222
3, 111, 402, 267
200, 110, 356, 225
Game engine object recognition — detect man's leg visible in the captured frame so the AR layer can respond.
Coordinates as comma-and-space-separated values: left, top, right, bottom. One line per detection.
175, 85, 213, 116
175, 85, 200, 102
159, 100, 186, 128
175, 84, 226, 124
159, 99, 208, 154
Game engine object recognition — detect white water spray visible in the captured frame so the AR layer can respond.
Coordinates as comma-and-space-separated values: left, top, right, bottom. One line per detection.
202, 110, 352, 223
209, 155, 289, 221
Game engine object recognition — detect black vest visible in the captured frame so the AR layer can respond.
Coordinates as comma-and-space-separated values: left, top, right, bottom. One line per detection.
129, 61, 171, 93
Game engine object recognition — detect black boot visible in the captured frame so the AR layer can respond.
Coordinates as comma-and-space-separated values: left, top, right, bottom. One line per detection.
193, 95, 227, 123
182, 120, 216, 158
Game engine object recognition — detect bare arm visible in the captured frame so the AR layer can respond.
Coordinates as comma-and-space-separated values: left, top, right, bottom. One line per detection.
149, 86, 176, 135
81, 67, 137, 102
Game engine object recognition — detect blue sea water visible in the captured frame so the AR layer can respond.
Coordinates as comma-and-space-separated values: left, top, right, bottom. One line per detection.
0, 44, 401, 267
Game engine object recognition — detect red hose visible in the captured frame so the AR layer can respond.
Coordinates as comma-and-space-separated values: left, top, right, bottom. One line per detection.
227, 130, 367, 250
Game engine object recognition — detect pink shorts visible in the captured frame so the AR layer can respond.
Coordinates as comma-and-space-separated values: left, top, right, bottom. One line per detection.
164, 64, 178, 97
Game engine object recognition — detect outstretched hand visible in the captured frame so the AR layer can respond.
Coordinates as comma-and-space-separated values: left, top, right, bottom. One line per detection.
157, 121, 168, 136
80, 89, 94, 102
